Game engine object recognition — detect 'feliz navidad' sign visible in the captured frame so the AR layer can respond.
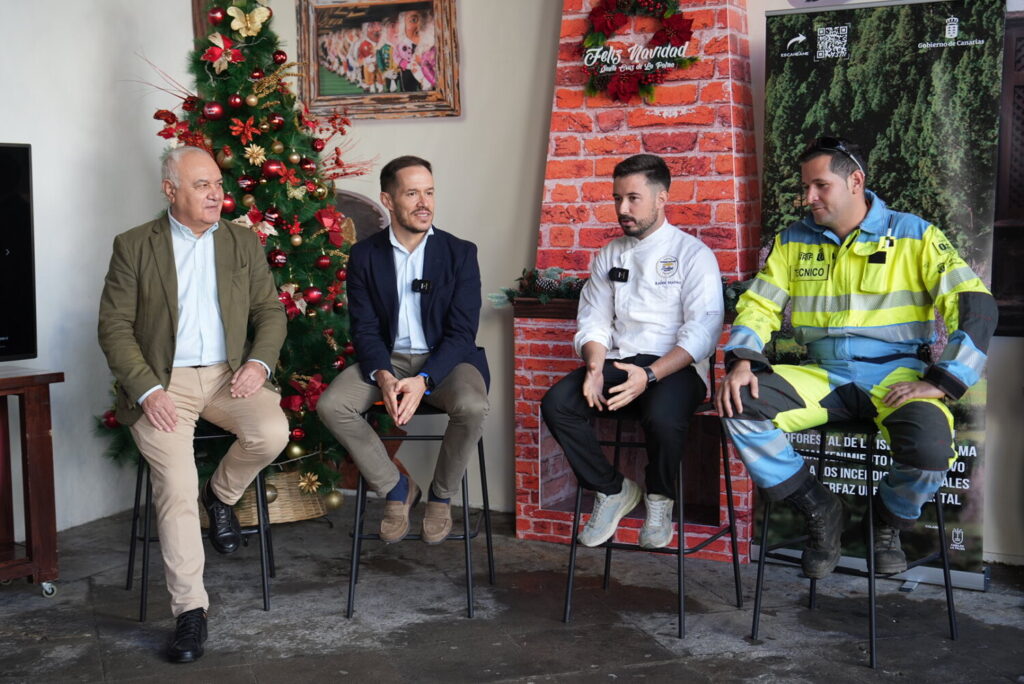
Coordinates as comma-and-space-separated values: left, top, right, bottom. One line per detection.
582, 0, 697, 103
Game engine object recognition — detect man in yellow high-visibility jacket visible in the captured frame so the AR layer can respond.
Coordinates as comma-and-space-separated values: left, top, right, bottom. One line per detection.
716, 136, 997, 578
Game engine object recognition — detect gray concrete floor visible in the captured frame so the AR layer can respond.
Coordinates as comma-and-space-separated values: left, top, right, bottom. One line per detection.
1, 502, 1022, 683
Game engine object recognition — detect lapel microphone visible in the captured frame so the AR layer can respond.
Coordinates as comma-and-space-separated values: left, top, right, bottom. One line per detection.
609, 268, 629, 283
412, 278, 432, 293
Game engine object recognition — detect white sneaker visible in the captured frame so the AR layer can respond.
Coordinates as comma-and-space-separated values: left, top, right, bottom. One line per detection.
639, 493, 675, 549
578, 478, 642, 547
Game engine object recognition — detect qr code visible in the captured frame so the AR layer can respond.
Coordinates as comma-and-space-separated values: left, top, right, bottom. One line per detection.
816, 25, 849, 59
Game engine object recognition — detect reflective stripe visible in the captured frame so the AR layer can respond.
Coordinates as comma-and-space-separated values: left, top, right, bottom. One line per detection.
749, 277, 789, 308
930, 266, 977, 299
722, 418, 794, 466
724, 325, 764, 352
941, 337, 987, 377
793, 321, 934, 345
791, 290, 931, 314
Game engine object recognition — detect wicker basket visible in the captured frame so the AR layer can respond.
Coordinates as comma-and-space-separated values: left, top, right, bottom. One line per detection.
200, 470, 326, 528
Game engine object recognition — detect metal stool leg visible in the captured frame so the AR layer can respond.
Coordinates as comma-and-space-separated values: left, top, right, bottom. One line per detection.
139, 470, 153, 623
255, 470, 271, 611
563, 484, 584, 623
125, 458, 145, 591
477, 439, 495, 585
720, 425, 743, 608
346, 474, 367, 618
866, 470, 877, 669
260, 474, 276, 578
751, 499, 772, 639
462, 473, 474, 618
934, 494, 959, 640
677, 457, 685, 639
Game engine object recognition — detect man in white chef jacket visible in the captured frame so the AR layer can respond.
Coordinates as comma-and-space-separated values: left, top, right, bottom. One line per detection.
541, 154, 724, 549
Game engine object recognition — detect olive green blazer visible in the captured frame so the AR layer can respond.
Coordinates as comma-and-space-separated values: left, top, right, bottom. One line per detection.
98, 215, 286, 425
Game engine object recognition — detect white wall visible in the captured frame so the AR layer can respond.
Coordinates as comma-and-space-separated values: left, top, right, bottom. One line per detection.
748, 0, 1024, 565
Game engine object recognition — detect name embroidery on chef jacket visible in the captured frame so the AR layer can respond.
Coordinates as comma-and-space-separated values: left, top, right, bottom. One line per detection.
655, 255, 681, 286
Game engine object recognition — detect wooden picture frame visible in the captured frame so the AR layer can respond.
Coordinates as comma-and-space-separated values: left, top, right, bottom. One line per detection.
296, 0, 461, 119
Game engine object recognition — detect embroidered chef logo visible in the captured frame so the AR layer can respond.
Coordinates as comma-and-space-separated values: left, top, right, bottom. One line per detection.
657, 256, 678, 278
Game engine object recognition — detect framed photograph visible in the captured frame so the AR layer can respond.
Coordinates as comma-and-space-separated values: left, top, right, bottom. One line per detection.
296, 0, 461, 119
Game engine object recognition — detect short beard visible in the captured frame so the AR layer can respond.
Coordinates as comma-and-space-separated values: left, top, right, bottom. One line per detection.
619, 210, 659, 238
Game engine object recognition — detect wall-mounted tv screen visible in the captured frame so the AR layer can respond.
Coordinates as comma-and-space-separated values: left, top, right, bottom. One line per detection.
0, 143, 37, 362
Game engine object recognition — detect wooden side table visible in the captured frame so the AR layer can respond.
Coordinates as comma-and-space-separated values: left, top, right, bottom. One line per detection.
0, 366, 64, 596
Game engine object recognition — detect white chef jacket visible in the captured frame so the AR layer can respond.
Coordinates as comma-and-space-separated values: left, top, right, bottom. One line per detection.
574, 220, 724, 386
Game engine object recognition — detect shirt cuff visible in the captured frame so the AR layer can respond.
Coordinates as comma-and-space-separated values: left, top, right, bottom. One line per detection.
369, 369, 379, 384
248, 359, 272, 378
137, 385, 162, 405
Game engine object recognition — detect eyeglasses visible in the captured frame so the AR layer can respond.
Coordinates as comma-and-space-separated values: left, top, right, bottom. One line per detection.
809, 136, 865, 175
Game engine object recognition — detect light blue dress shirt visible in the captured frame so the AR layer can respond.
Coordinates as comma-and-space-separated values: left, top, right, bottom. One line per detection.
390, 225, 432, 355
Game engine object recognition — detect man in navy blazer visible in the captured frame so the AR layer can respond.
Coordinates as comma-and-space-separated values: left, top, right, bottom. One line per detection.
318, 156, 489, 544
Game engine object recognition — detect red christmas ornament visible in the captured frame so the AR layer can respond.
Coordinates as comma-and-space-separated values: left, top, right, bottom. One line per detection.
207, 6, 226, 25
250, 67, 265, 80
268, 113, 285, 131
268, 249, 288, 268
333, 300, 346, 314
263, 206, 281, 226
261, 159, 285, 179
312, 139, 326, 152
278, 291, 292, 306
272, 50, 288, 65
303, 286, 324, 304
332, 356, 347, 371
299, 157, 317, 175
227, 93, 244, 109
315, 255, 332, 269
335, 268, 347, 282
289, 427, 306, 441
237, 175, 257, 193
202, 101, 225, 121
102, 410, 120, 429
343, 342, 356, 355
221, 194, 236, 213
305, 180, 318, 192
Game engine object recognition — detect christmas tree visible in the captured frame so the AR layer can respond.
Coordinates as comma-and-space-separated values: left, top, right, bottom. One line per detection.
100, 0, 369, 502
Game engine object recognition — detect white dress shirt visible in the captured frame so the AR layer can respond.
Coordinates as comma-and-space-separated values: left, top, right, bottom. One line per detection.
574, 220, 724, 385
389, 225, 433, 355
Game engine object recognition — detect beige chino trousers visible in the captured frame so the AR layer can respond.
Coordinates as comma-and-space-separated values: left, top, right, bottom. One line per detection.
317, 353, 488, 499
130, 363, 289, 616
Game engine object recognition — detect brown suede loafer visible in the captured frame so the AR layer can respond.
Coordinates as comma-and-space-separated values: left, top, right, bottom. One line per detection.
379, 479, 420, 543
422, 501, 452, 544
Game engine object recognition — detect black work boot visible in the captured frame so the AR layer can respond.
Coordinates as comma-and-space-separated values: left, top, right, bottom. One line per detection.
785, 478, 843, 579
167, 607, 207, 663
202, 481, 241, 554
863, 504, 907, 575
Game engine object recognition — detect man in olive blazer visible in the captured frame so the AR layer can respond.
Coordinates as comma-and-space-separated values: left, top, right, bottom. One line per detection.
98, 146, 288, 663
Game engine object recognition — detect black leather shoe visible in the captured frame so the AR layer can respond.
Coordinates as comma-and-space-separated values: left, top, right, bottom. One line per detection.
167, 608, 207, 663
202, 481, 241, 554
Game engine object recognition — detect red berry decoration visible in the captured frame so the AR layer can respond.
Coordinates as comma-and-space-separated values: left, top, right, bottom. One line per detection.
315, 255, 332, 269
299, 157, 317, 175
221, 194, 236, 214
332, 356, 347, 371
182, 96, 200, 112
268, 249, 288, 268
268, 113, 285, 131
290, 427, 306, 441
102, 410, 120, 429
333, 299, 346, 314
261, 159, 285, 179
227, 93, 243, 109
272, 50, 288, 65
207, 6, 226, 24
312, 139, 325, 152
303, 286, 324, 304
335, 268, 347, 282
202, 101, 225, 121
263, 206, 281, 226
237, 175, 257, 193
250, 67, 265, 80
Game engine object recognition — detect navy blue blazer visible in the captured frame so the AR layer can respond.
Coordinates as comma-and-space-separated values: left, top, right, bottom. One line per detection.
347, 226, 489, 389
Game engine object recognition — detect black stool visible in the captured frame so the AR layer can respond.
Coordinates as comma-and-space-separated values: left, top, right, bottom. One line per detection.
125, 422, 275, 621
346, 404, 495, 618
751, 419, 958, 668
562, 400, 744, 638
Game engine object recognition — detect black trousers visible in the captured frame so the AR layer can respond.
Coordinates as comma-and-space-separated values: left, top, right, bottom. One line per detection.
541, 355, 706, 498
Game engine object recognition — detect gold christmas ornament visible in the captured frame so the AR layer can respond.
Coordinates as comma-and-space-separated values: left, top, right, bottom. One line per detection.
285, 442, 307, 459
297, 471, 320, 494
215, 149, 235, 169
290, 234, 303, 247
287, 151, 301, 165
264, 483, 278, 505
226, 6, 270, 37
245, 94, 259, 107
306, 308, 318, 319
286, 184, 307, 200
322, 489, 344, 510
258, 177, 268, 185
271, 140, 285, 154
258, 121, 271, 133
241, 194, 256, 208
313, 184, 329, 200
243, 144, 267, 166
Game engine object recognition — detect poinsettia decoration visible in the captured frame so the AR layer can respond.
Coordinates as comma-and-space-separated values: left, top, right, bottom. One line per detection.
582, 0, 698, 104
201, 33, 245, 74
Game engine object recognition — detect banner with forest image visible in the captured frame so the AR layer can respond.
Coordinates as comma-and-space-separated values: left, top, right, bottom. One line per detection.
762, 0, 1005, 575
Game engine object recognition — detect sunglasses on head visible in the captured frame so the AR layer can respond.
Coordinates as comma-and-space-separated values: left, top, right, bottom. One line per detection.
809, 136, 865, 175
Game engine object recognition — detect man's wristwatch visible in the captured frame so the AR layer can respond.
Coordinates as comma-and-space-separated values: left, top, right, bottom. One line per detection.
643, 366, 658, 386
418, 371, 434, 395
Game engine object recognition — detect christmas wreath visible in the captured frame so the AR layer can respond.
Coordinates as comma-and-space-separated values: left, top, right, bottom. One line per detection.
583, 0, 698, 103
